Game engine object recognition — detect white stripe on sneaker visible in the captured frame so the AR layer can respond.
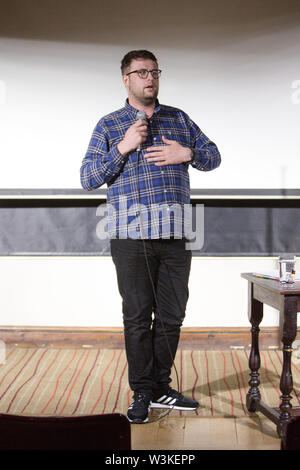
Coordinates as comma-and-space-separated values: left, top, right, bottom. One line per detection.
157, 395, 167, 403
151, 403, 198, 410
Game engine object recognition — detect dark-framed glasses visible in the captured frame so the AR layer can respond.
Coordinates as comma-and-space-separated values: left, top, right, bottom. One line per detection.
126, 69, 162, 79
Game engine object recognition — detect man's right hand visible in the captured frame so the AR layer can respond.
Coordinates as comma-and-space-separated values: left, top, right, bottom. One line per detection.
117, 120, 148, 155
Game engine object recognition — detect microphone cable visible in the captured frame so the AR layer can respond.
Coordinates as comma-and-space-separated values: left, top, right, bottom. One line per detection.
136, 145, 181, 424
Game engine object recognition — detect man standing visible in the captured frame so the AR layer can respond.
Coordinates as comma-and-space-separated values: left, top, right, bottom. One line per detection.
80, 50, 221, 423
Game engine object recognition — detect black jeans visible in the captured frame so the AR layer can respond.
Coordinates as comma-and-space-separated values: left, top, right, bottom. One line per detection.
110, 238, 192, 395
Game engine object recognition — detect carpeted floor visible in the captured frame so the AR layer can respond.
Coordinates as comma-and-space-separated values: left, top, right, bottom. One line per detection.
0, 347, 299, 418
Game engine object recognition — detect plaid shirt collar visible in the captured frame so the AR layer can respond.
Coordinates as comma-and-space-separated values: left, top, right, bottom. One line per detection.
124, 99, 161, 119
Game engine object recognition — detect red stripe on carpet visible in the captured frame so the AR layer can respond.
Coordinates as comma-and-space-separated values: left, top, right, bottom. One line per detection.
54, 350, 85, 414
112, 357, 128, 413
230, 351, 247, 415
179, 350, 183, 417
0, 349, 30, 388
21, 349, 61, 413
90, 350, 116, 414
72, 349, 101, 415
59, 350, 91, 414
204, 351, 213, 416
101, 350, 123, 414
234, 350, 248, 396
190, 351, 199, 416
127, 387, 131, 407
261, 351, 281, 398
0, 349, 38, 403
221, 351, 234, 416
41, 349, 77, 414
6, 349, 48, 413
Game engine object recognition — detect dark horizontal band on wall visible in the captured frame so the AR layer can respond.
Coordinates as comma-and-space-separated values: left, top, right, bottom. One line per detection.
1, 192, 300, 255
1, 326, 299, 350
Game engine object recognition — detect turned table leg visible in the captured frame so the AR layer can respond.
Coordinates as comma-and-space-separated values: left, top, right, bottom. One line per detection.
278, 296, 298, 435
246, 281, 263, 412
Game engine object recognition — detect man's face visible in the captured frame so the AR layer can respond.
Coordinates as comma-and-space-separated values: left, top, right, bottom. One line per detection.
123, 58, 159, 106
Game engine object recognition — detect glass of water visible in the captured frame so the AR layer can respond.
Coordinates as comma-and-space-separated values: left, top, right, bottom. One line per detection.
278, 256, 296, 284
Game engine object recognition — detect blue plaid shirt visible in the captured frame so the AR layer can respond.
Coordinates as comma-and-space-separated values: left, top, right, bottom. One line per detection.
80, 100, 221, 239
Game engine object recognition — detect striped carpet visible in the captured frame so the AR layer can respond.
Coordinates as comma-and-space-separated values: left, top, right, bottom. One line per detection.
0, 347, 300, 418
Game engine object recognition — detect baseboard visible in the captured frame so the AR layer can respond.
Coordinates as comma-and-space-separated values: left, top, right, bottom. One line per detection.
1, 326, 297, 350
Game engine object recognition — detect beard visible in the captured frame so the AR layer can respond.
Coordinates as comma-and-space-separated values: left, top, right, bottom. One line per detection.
143, 84, 158, 102
129, 84, 158, 106
142, 95, 157, 105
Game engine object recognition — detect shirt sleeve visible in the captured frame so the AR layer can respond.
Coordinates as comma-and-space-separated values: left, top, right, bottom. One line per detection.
80, 119, 126, 191
187, 116, 221, 172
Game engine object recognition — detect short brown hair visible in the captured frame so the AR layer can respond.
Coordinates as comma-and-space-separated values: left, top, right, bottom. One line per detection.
121, 50, 158, 75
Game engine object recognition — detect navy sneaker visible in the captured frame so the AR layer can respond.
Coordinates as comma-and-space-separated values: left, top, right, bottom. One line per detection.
127, 392, 152, 423
151, 387, 199, 410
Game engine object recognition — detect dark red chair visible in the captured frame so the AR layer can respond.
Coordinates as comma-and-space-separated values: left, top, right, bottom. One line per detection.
0, 413, 131, 450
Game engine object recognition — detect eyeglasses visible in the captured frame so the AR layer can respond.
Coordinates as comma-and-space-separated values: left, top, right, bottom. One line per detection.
126, 69, 162, 79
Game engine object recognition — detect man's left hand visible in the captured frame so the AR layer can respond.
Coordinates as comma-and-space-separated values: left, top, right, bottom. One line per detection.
144, 136, 192, 166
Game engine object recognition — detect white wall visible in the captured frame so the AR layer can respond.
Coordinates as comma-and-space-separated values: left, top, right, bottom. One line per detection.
1, 256, 299, 328
0, 0, 300, 189
1, 1, 300, 328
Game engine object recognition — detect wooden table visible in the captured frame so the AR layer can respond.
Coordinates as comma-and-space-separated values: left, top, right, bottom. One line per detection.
241, 273, 300, 446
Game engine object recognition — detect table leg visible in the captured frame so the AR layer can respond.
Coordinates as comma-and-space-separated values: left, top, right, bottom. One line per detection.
278, 296, 298, 434
246, 281, 263, 412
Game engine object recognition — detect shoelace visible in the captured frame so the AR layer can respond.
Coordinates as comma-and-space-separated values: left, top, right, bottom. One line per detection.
164, 387, 182, 399
132, 393, 151, 407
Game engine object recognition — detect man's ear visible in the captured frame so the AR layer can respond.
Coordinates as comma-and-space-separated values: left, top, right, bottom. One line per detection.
122, 74, 129, 90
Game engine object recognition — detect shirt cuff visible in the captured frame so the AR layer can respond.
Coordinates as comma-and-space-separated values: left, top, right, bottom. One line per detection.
110, 143, 128, 166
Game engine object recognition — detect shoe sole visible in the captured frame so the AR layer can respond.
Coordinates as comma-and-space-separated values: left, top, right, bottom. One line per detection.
127, 416, 149, 424
151, 403, 198, 411
127, 403, 151, 424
